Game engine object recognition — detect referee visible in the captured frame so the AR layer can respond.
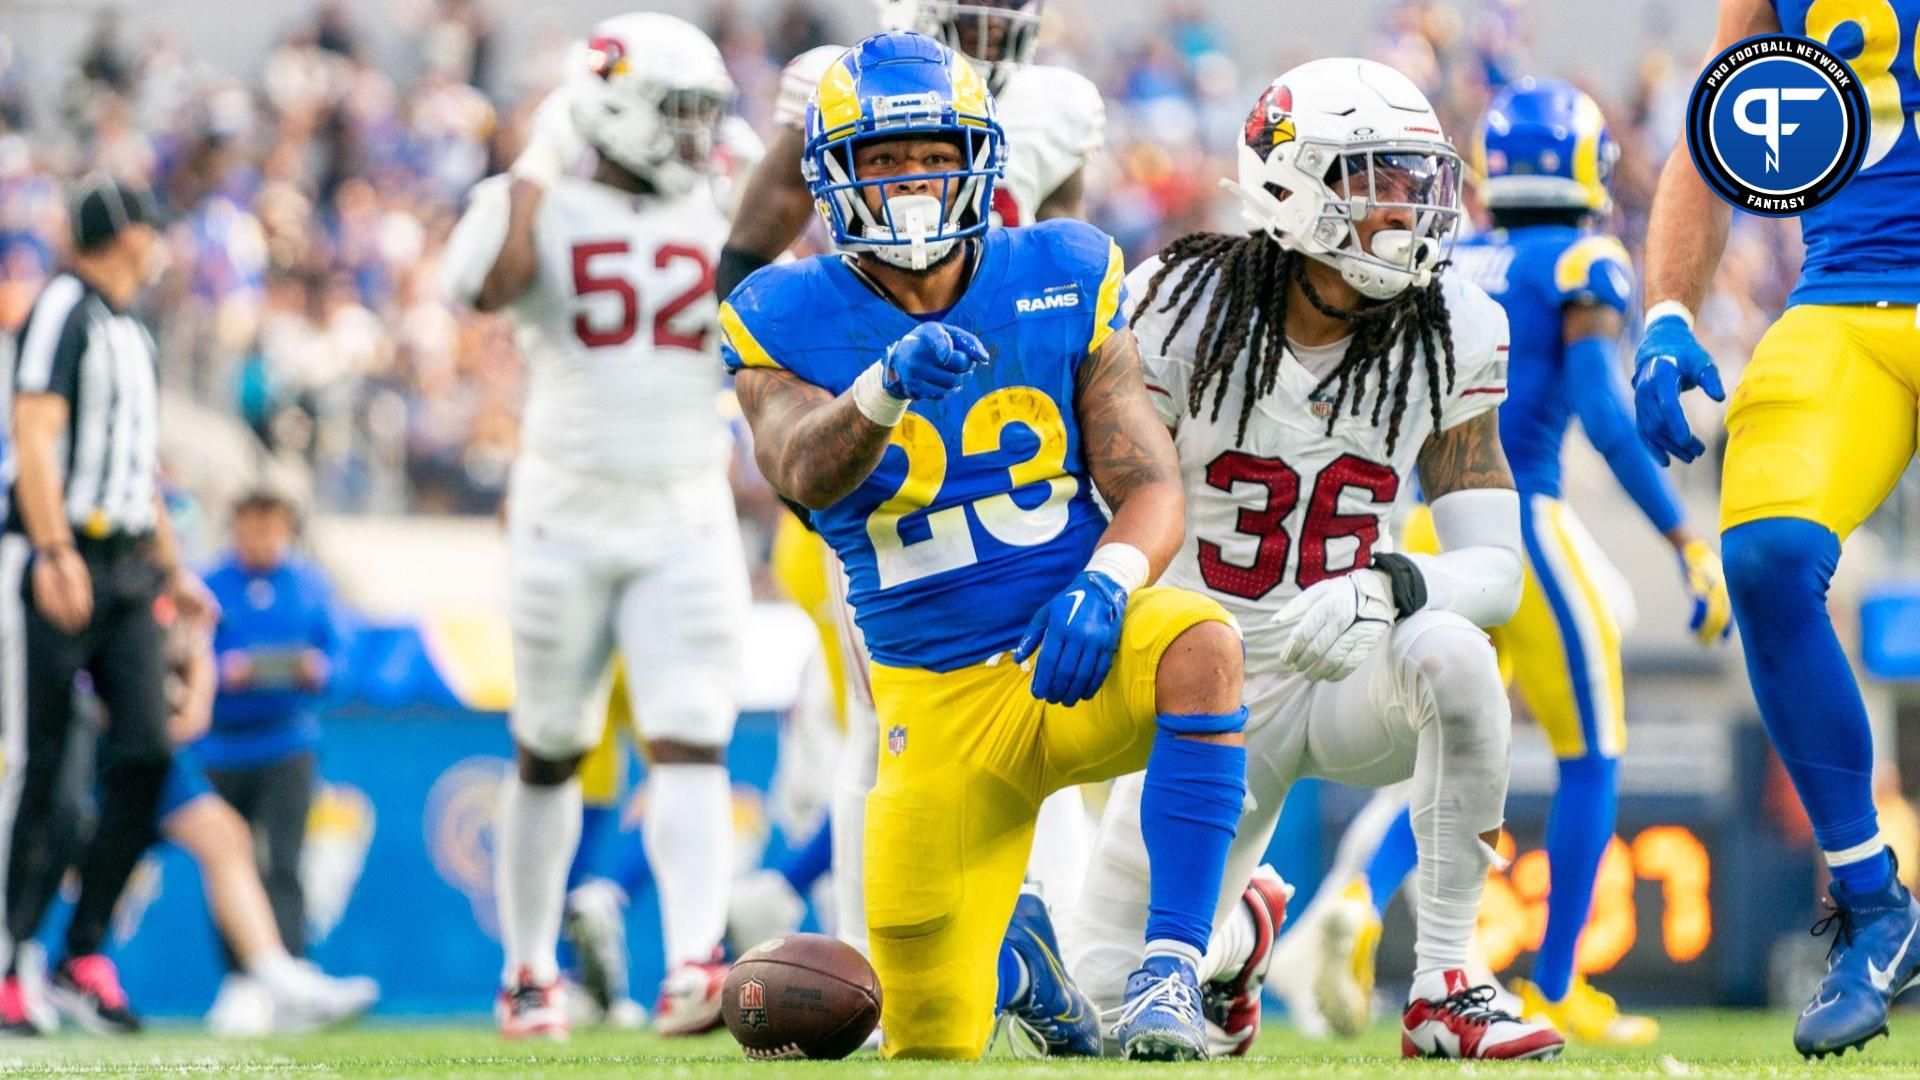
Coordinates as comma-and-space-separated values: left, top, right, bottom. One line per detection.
0, 175, 212, 1034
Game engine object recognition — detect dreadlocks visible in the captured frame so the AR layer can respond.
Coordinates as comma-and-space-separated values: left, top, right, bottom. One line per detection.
1129, 231, 1457, 455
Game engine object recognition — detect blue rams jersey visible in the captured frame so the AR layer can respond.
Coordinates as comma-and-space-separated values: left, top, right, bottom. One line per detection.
1777, 0, 1920, 305
720, 221, 1127, 672
1452, 224, 1632, 499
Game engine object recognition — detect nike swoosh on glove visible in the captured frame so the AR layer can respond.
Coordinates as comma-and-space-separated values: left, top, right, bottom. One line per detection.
1271, 570, 1396, 683
882, 322, 991, 401
1013, 570, 1128, 706
1631, 314, 1724, 466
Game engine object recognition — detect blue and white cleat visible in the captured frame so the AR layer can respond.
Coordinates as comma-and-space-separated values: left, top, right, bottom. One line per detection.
1112, 954, 1209, 1061
1795, 873, 1920, 1059
998, 892, 1101, 1057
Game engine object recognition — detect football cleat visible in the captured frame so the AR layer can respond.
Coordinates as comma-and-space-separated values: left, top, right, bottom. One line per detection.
1113, 954, 1210, 1061
495, 968, 569, 1041
49, 955, 140, 1035
1513, 975, 1657, 1046
206, 975, 274, 1038
1401, 970, 1564, 1060
1794, 871, 1920, 1059
1314, 876, 1382, 1039
998, 890, 1101, 1057
653, 950, 729, 1036
564, 878, 633, 1014
1203, 865, 1292, 1056
266, 963, 380, 1035
0, 975, 39, 1037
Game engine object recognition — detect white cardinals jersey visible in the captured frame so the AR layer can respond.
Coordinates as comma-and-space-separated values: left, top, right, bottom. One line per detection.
1127, 259, 1510, 666
442, 174, 731, 491
775, 45, 1103, 224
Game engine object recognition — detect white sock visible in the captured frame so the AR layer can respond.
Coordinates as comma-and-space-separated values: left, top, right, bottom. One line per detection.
248, 948, 305, 998
645, 763, 733, 968
496, 775, 582, 986
1144, 938, 1203, 971
830, 698, 876, 954
1199, 901, 1257, 984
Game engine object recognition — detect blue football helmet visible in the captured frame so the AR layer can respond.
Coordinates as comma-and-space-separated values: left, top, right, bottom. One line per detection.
1475, 77, 1617, 213
803, 31, 1006, 271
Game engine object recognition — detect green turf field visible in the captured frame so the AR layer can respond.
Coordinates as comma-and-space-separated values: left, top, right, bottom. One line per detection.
0, 1012, 1916, 1077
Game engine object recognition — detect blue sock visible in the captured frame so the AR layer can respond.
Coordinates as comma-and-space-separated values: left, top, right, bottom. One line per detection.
1140, 717, 1248, 954
567, 803, 620, 891
1532, 755, 1618, 1001
1724, 519, 1888, 894
996, 941, 1025, 1010
779, 816, 835, 895
1364, 808, 1419, 919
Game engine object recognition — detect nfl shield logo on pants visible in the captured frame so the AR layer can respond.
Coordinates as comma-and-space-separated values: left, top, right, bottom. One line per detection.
887, 725, 907, 756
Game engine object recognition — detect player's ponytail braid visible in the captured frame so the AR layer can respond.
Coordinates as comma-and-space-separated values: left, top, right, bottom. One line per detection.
1131, 231, 1456, 454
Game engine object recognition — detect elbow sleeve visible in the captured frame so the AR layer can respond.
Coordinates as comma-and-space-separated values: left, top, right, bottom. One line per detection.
717, 246, 773, 302
1404, 488, 1524, 628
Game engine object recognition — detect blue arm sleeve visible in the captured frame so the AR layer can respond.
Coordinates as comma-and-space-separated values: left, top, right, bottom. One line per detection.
1565, 333, 1685, 534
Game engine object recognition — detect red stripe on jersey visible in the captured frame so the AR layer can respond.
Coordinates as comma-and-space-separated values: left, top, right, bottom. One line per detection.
1460, 387, 1505, 396
1145, 383, 1173, 398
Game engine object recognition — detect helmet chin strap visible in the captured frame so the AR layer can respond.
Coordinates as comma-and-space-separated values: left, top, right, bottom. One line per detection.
865, 194, 953, 271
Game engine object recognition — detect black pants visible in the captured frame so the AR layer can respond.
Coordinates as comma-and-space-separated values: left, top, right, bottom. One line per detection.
0, 534, 173, 964
207, 751, 314, 965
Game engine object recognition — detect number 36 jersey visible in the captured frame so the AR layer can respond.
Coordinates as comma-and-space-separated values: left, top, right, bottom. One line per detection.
441, 174, 731, 486
1127, 259, 1509, 666
719, 220, 1127, 672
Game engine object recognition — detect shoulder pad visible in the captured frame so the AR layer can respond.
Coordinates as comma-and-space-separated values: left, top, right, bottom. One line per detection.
1552, 234, 1633, 313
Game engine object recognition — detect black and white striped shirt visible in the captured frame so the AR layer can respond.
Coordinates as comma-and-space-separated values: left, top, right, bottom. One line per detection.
4, 272, 159, 540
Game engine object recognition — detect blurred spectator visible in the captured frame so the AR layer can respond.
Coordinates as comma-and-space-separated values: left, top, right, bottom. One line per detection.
202, 489, 350, 966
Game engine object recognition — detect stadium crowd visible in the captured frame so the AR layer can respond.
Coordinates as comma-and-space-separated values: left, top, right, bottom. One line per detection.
0, 0, 1793, 526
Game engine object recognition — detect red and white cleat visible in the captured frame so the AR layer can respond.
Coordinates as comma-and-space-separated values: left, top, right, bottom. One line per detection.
495, 968, 569, 1042
1401, 970, 1563, 1061
1204, 865, 1293, 1057
652, 951, 729, 1036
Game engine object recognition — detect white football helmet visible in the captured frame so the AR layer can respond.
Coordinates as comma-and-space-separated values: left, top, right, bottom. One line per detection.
1224, 58, 1462, 300
875, 0, 1044, 94
566, 13, 733, 196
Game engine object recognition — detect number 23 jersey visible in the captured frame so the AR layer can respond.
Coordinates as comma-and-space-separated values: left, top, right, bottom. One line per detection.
719, 220, 1127, 672
441, 174, 732, 485
1128, 260, 1509, 666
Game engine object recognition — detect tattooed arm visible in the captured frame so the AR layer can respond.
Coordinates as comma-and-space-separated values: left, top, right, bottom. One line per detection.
1407, 410, 1523, 627
735, 367, 895, 510
1075, 327, 1187, 580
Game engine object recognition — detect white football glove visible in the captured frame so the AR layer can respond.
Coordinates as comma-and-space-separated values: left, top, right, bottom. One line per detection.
510, 87, 586, 186
1272, 569, 1397, 683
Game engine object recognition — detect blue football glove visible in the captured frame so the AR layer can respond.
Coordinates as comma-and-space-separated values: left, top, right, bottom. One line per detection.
881, 322, 990, 401
1012, 570, 1128, 707
1632, 314, 1725, 466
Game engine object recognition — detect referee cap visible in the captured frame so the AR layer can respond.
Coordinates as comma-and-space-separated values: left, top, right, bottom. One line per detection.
69, 173, 159, 252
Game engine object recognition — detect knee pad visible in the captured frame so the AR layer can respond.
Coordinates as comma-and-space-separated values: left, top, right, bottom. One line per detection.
1722, 518, 1840, 615
1406, 621, 1508, 736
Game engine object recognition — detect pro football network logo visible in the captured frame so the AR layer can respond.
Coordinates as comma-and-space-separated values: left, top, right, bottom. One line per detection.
1684, 34, 1867, 216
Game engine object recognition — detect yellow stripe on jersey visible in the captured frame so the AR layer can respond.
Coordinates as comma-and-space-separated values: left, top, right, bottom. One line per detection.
1553, 235, 1632, 295
1088, 241, 1127, 355
720, 301, 782, 370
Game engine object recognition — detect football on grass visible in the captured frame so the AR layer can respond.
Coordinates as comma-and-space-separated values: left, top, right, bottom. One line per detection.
722, 934, 882, 1059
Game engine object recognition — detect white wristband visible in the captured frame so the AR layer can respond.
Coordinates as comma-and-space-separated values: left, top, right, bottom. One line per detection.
851, 362, 910, 427
1644, 300, 1695, 332
1085, 542, 1151, 593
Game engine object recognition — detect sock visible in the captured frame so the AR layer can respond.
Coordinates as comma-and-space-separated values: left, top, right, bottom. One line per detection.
1723, 519, 1888, 893
643, 763, 734, 968
1364, 808, 1419, 919
65, 757, 168, 958
1829, 843, 1897, 896
566, 804, 620, 892
1199, 898, 1256, 983
496, 775, 582, 986
779, 816, 834, 896
1532, 755, 1618, 1002
1140, 722, 1246, 956
995, 944, 1029, 1010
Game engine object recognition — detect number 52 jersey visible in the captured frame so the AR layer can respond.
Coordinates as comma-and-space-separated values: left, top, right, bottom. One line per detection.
718, 220, 1127, 673
1128, 259, 1509, 667
440, 174, 732, 487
